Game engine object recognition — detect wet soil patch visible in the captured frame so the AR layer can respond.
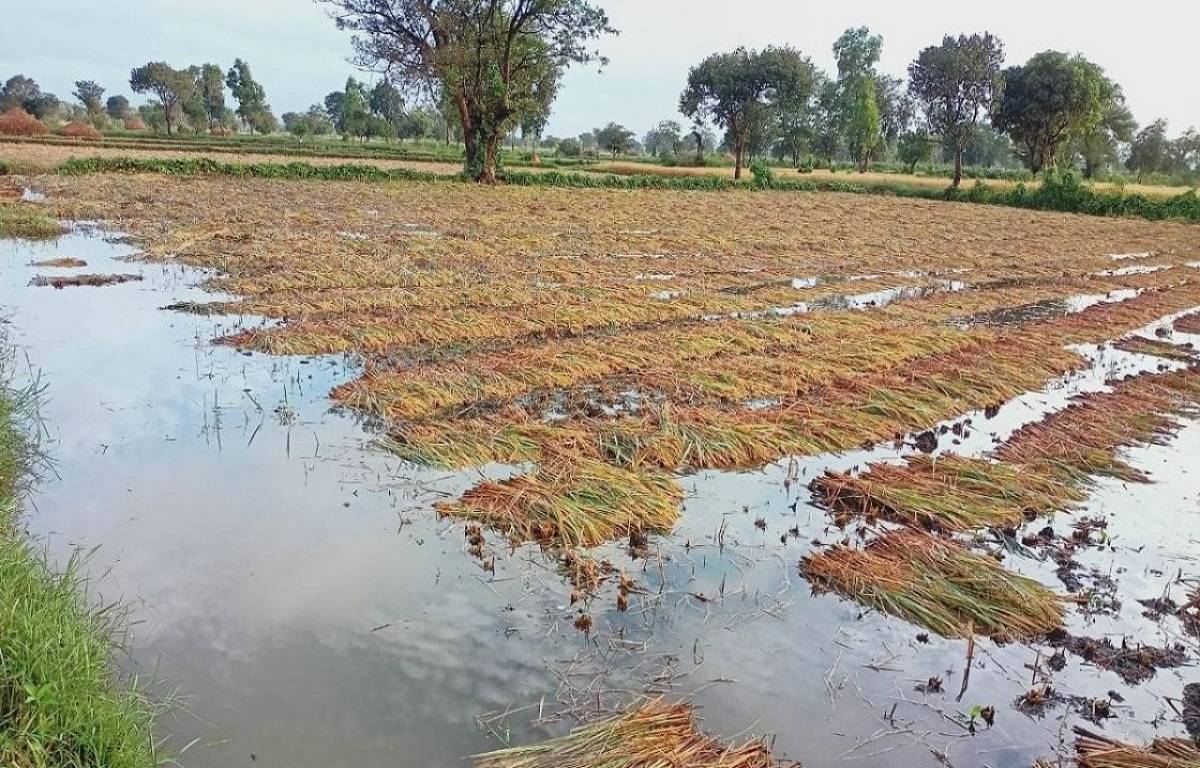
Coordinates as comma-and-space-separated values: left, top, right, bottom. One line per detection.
30, 273, 143, 289
1055, 634, 1188, 685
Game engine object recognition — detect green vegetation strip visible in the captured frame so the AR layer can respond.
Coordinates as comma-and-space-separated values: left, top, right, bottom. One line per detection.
0, 346, 158, 767
55, 156, 1200, 223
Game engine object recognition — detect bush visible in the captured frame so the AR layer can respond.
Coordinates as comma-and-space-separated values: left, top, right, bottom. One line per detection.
123, 117, 147, 131
749, 160, 774, 188
58, 121, 103, 141
0, 108, 48, 137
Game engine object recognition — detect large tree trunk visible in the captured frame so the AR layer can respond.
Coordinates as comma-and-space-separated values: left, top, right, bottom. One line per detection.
953, 148, 963, 188
163, 103, 173, 137
734, 139, 744, 181
478, 133, 501, 184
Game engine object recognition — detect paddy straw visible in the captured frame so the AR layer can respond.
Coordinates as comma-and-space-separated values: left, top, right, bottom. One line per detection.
1113, 336, 1197, 362
1177, 313, 1200, 334
1075, 728, 1200, 768
473, 699, 792, 768
812, 454, 1071, 531
803, 531, 1063, 640
437, 457, 682, 549
814, 368, 1200, 531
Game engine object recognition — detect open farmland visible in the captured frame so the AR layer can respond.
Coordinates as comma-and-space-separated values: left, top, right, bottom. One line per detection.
4, 166, 1200, 767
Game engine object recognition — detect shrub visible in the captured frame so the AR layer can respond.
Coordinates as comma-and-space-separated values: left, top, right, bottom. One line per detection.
0, 108, 48, 137
123, 117, 147, 131
749, 160, 774, 188
58, 121, 103, 141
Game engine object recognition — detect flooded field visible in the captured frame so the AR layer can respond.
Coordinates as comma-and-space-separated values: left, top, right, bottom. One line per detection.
2, 175, 1200, 767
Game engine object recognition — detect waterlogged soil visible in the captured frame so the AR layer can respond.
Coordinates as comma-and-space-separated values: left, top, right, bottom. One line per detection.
2, 229, 1199, 768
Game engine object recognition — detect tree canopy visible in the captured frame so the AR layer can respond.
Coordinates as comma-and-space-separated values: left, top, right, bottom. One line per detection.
72, 80, 105, 121
318, 0, 614, 182
679, 46, 816, 179
908, 33, 1004, 186
130, 62, 193, 136
994, 51, 1116, 173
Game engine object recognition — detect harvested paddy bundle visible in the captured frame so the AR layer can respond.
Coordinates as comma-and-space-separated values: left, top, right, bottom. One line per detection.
811, 455, 1073, 531
473, 699, 792, 768
802, 531, 1063, 640
1075, 729, 1200, 768
437, 457, 681, 549
0, 108, 48, 136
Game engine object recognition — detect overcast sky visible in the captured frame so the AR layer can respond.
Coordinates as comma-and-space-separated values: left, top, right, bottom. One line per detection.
4, 0, 1196, 138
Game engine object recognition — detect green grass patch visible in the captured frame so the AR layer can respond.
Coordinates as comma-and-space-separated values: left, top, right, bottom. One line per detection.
0, 343, 159, 768
0, 205, 63, 240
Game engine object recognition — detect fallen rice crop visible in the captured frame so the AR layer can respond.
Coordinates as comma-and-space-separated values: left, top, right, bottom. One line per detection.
30, 273, 142, 289
0, 204, 63, 239
802, 531, 1064, 640
1177, 313, 1200, 334
811, 454, 1072, 532
17, 170, 1200, 549
812, 368, 1200, 531
472, 699, 792, 768
28, 257, 87, 268
437, 457, 682, 549
1075, 729, 1200, 768
1113, 336, 1196, 362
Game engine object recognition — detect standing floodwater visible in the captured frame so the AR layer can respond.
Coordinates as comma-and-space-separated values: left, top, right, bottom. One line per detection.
2, 228, 1199, 768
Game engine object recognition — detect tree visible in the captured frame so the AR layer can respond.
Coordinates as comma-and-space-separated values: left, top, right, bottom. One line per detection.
875, 74, 914, 149
195, 64, 227, 131
844, 75, 880, 171
319, 0, 613, 183
130, 62, 193, 135
105, 95, 130, 121
810, 78, 842, 166
22, 93, 60, 121
73, 80, 106, 123
226, 59, 273, 131
594, 122, 634, 157
644, 120, 683, 158
994, 51, 1115, 174
833, 26, 883, 81
370, 80, 406, 135
772, 53, 819, 167
557, 136, 581, 156
1126, 119, 1171, 180
908, 33, 1004, 187
1076, 99, 1136, 178
680, 46, 812, 179
1, 75, 41, 112
339, 77, 371, 138
897, 131, 933, 173
1170, 129, 1200, 181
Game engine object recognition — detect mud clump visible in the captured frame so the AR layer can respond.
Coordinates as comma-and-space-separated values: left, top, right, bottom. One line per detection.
1185, 683, 1200, 741
1056, 634, 1188, 684
30, 273, 143, 289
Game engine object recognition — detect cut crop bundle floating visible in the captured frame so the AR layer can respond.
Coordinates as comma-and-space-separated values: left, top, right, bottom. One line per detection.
802, 530, 1063, 641
472, 699, 796, 768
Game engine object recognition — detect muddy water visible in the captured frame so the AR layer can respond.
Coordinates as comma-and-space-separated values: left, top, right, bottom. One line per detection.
2, 228, 1199, 768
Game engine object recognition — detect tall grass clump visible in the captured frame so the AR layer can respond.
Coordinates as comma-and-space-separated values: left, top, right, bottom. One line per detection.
0, 340, 159, 768
473, 698, 792, 768
803, 531, 1063, 640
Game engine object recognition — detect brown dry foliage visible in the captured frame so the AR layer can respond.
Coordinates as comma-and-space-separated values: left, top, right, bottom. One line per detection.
0, 108, 48, 137
58, 121, 102, 141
